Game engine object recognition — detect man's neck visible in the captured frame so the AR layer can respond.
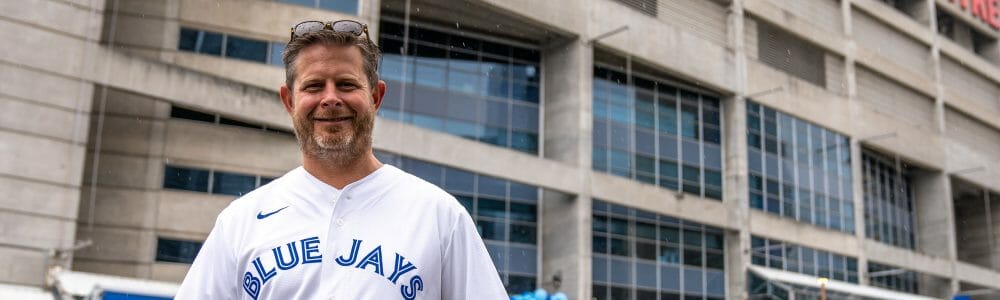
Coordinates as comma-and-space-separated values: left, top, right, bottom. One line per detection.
302, 152, 383, 189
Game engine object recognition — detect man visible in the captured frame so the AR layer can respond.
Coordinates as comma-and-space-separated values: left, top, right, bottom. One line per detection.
175, 20, 508, 300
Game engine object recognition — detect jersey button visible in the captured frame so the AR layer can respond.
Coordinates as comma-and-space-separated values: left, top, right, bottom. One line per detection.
336, 218, 345, 226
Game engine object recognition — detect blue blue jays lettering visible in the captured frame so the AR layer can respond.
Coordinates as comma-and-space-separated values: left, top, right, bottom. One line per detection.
242, 237, 423, 300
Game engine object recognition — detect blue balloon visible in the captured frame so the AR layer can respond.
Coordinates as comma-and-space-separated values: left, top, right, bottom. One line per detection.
550, 292, 568, 300
533, 288, 548, 299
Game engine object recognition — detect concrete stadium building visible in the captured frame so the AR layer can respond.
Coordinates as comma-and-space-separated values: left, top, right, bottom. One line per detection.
3, 0, 1000, 298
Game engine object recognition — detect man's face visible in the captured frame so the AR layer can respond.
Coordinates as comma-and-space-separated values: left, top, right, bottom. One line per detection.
279, 43, 385, 163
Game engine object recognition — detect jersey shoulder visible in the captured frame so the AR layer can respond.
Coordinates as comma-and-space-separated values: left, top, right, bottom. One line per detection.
213, 167, 299, 222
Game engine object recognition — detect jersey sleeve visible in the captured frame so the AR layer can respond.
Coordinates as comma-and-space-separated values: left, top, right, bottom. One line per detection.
440, 210, 508, 300
175, 211, 238, 300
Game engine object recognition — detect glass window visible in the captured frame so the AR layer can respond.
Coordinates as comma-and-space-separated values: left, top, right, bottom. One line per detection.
593, 66, 722, 199
379, 21, 540, 154
178, 28, 199, 52
198, 31, 223, 55
747, 101, 854, 234
163, 165, 209, 192
592, 200, 724, 297
318, 0, 358, 14
213, 171, 257, 196
225, 35, 268, 62
269, 42, 285, 66
156, 238, 202, 264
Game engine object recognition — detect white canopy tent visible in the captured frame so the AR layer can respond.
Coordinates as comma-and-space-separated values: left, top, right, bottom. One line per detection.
748, 265, 940, 300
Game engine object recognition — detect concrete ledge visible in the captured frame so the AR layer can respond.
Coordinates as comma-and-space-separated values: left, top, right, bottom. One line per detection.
745, 0, 848, 57
936, 31, 1000, 86
854, 47, 936, 98
592, 0, 736, 93
863, 240, 954, 282
373, 119, 582, 193
943, 91, 1000, 132
163, 120, 299, 175
83, 47, 288, 130
955, 261, 1000, 289
852, 0, 934, 45
748, 210, 861, 258
589, 172, 730, 230
172, 52, 284, 91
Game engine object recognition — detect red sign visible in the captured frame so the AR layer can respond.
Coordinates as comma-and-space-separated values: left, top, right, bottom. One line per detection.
950, 0, 1000, 30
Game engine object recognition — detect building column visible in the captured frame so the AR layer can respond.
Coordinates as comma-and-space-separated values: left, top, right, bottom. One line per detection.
912, 171, 960, 295
540, 38, 593, 300
925, 0, 960, 293
725, 1, 751, 299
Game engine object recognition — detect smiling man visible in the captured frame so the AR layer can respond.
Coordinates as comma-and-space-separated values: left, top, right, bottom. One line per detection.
174, 20, 507, 300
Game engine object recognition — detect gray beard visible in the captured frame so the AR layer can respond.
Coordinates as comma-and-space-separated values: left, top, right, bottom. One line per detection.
293, 110, 375, 168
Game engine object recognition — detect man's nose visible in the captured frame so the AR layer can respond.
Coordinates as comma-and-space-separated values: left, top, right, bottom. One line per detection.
319, 87, 343, 108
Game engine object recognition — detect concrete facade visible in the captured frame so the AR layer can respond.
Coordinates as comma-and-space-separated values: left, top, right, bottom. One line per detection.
3, 0, 1000, 298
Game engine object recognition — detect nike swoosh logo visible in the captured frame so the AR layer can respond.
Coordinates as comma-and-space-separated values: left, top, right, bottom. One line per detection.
257, 206, 289, 220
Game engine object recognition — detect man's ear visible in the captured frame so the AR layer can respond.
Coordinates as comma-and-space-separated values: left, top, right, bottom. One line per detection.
372, 80, 387, 111
280, 84, 294, 114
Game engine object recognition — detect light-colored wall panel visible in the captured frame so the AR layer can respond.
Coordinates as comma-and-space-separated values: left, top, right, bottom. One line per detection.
150, 262, 189, 283
74, 226, 154, 263
77, 186, 157, 229
0, 131, 86, 186
81, 152, 159, 190
0, 176, 80, 220
86, 115, 165, 156
0, 96, 84, 142
853, 9, 931, 79
0, 248, 47, 286
941, 56, 1000, 114
766, 0, 842, 35
155, 191, 230, 235
163, 120, 300, 175
856, 66, 935, 130
0, 211, 76, 250
825, 54, 847, 96
659, 0, 728, 46
945, 108, 1000, 172
0, 0, 104, 40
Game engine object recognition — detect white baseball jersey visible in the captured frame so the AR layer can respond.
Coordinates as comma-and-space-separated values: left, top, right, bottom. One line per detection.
175, 165, 508, 300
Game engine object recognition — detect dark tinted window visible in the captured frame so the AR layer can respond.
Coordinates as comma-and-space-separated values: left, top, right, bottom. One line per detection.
163, 166, 210, 192
170, 106, 215, 123
199, 31, 223, 55
178, 28, 199, 51
213, 171, 257, 196
156, 238, 203, 264
226, 35, 268, 62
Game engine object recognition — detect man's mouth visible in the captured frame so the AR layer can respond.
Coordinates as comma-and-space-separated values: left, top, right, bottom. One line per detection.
314, 116, 354, 123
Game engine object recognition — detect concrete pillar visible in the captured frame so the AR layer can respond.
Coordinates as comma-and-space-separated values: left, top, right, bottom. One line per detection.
912, 171, 960, 293
850, 140, 870, 285
725, 1, 751, 299
540, 38, 593, 299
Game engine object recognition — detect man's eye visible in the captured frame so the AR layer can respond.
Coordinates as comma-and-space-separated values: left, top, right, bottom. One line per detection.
303, 84, 323, 91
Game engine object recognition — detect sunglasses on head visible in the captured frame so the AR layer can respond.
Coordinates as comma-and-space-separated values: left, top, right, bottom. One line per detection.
289, 20, 371, 43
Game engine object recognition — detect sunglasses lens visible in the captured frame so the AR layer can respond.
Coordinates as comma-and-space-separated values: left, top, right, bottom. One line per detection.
331, 21, 363, 35
293, 21, 326, 37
